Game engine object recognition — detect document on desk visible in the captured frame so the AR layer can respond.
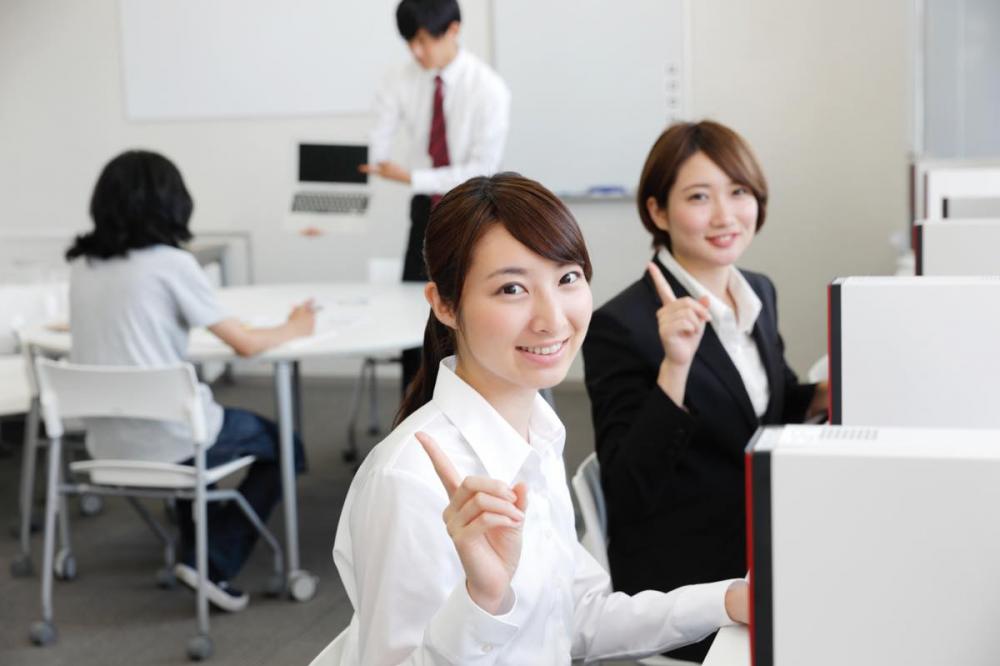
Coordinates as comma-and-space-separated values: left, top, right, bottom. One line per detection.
187, 300, 370, 354
281, 301, 369, 350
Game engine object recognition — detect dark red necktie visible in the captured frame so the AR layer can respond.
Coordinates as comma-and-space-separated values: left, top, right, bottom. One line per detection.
428, 75, 450, 207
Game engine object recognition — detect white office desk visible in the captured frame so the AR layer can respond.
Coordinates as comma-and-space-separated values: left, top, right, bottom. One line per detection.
703, 625, 750, 666
20, 281, 428, 599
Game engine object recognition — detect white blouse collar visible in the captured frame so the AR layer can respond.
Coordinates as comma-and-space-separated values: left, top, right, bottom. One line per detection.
431, 356, 565, 485
656, 248, 762, 334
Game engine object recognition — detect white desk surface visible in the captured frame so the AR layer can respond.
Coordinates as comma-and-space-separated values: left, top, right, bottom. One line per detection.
21, 282, 428, 362
703, 625, 750, 666
0, 355, 30, 417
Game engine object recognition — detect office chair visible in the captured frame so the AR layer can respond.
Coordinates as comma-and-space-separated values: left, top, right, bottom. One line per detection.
571, 453, 696, 666
29, 358, 285, 661
11, 335, 101, 579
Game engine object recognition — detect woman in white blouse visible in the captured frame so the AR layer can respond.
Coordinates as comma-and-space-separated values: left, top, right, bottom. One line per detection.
318, 173, 748, 665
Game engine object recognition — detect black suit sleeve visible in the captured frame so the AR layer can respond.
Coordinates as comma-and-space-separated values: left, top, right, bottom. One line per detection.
583, 306, 697, 518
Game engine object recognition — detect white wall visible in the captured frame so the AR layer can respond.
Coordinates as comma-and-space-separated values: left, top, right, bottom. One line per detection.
0, 0, 909, 380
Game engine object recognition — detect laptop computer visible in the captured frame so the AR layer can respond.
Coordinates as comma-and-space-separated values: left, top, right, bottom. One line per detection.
284, 143, 370, 232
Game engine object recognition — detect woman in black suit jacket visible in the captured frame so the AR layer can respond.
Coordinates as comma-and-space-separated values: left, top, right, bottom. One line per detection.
583, 121, 827, 662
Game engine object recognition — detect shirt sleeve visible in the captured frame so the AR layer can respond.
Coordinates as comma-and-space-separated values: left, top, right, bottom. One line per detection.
168, 251, 226, 329
335, 466, 521, 665
410, 77, 511, 195
369, 69, 404, 165
569, 542, 738, 661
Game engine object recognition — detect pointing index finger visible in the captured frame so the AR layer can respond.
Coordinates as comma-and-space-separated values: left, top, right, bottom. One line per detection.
647, 262, 677, 305
415, 431, 461, 497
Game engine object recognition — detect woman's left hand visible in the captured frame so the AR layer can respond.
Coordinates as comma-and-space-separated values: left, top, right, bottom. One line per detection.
807, 380, 829, 420
724, 580, 749, 624
416, 431, 528, 615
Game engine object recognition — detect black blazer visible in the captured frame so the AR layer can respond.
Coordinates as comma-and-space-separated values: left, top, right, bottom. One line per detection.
582, 256, 815, 661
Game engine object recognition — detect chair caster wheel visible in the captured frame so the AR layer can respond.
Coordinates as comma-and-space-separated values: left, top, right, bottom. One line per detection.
156, 567, 177, 589
11, 554, 34, 577
265, 574, 285, 598
29, 620, 57, 646
79, 493, 103, 516
54, 549, 77, 581
288, 570, 318, 602
186, 634, 214, 661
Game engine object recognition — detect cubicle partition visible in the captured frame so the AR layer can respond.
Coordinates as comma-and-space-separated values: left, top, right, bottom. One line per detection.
746, 424, 1000, 666
828, 276, 1000, 427
913, 218, 1000, 275
912, 159, 1000, 223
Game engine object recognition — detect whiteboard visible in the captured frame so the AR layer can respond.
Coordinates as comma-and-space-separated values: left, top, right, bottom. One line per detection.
493, 0, 688, 196
119, 0, 409, 120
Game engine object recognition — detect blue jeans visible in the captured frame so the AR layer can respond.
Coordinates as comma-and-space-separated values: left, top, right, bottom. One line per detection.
177, 408, 306, 582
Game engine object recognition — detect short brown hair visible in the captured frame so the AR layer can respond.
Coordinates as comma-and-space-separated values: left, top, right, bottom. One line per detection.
637, 120, 768, 250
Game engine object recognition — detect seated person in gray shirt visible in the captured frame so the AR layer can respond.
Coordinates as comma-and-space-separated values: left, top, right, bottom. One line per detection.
66, 150, 316, 612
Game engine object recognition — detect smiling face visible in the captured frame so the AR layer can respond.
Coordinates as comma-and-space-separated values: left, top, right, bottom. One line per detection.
647, 151, 759, 274
428, 224, 592, 401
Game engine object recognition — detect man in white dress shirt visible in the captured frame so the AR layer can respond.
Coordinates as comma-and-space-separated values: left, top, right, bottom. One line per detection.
361, 0, 511, 390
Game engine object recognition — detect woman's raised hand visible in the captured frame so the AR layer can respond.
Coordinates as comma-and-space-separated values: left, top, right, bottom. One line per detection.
648, 262, 710, 368
648, 262, 711, 406
416, 431, 528, 615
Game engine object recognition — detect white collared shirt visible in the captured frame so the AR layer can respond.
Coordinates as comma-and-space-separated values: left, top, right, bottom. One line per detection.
331, 357, 737, 665
369, 49, 511, 195
657, 249, 771, 417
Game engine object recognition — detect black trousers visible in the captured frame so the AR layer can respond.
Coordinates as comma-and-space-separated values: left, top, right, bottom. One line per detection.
401, 195, 432, 393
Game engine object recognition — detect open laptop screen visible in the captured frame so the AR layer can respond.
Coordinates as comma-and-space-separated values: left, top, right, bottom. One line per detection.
298, 144, 368, 184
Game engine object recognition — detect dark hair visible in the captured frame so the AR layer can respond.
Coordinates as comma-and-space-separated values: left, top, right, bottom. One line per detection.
637, 120, 768, 251
66, 150, 193, 261
395, 172, 592, 425
395, 0, 461, 40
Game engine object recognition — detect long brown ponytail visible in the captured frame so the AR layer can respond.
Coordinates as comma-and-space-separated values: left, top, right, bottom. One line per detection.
394, 172, 592, 425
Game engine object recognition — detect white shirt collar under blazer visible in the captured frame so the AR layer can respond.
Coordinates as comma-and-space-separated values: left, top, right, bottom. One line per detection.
656, 248, 762, 335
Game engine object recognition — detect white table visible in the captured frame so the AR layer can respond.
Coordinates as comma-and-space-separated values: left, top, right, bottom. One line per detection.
703, 625, 750, 666
21, 281, 428, 598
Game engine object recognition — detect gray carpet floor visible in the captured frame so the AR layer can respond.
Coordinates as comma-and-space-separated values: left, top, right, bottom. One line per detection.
0, 375, 643, 665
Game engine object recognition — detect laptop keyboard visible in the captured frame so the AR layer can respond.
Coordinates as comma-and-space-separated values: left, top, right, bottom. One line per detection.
292, 192, 369, 214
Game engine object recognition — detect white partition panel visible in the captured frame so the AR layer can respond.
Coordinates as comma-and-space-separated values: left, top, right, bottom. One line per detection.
915, 219, 1000, 275
748, 425, 1000, 666
924, 166, 1000, 219
828, 276, 1000, 427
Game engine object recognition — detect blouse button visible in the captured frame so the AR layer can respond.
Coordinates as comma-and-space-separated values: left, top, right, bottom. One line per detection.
481, 643, 494, 653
